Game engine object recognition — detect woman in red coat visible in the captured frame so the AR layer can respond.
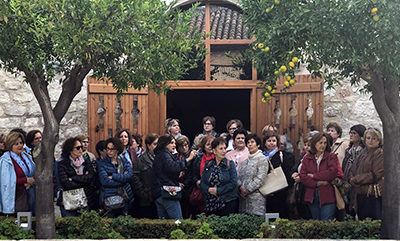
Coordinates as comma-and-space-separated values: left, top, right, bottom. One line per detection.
300, 133, 338, 220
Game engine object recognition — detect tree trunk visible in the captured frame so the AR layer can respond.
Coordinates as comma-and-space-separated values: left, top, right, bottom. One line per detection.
381, 122, 400, 239
34, 123, 58, 238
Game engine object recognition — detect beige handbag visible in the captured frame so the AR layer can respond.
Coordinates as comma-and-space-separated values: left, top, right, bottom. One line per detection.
63, 188, 88, 210
259, 152, 288, 196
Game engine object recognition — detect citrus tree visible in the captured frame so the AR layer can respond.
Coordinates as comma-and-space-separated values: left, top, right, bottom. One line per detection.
241, 0, 400, 238
0, 0, 202, 238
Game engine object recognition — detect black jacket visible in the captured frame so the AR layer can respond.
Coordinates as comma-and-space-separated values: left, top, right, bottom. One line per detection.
132, 151, 154, 206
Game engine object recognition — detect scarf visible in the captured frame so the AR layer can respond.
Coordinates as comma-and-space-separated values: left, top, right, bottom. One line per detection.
263, 147, 278, 160
69, 155, 84, 175
343, 145, 363, 179
10, 151, 34, 177
200, 153, 215, 176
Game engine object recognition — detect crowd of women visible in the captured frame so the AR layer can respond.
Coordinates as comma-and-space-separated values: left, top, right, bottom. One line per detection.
0, 117, 383, 222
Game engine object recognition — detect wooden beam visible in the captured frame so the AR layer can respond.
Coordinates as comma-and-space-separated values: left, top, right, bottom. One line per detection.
208, 39, 253, 45
88, 84, 148, 94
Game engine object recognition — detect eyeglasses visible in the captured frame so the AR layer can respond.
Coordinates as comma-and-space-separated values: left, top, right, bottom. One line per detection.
204, 122, 212, 126
229, 127, 238, 131
106, 147, 116, 151
34, 137, 42, 140
74, 146, 83, 150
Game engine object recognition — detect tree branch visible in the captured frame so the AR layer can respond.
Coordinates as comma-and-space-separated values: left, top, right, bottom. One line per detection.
53, 64, 91, 123
359, 65, 395, 125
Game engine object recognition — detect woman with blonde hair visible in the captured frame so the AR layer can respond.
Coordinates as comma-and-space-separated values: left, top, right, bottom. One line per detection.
165, 118, 182, 139
350, 128, 383, 220
0, 132, 35, 215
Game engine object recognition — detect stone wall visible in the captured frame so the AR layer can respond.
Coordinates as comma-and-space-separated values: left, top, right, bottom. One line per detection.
0, 69, 88, 159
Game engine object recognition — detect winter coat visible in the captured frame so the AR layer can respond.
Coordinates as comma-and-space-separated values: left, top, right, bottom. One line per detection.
300, 152, 338, 206
132, 151, 154, 206
331, 138, 350, 167
151, 149, 186, 199
57, 155, 96, 209
200, 158, 238, 203
97, 156, 134, 203
237, 150, 269, 216
350, 147, 384, 196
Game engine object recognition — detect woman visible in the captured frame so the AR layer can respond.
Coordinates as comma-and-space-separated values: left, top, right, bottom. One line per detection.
350, 128, 383, 220
151, 135, 187, 219
237, 134, 269, 216
57, 137, 96, 217
98, 138, 134, 217
0, 132, 35, 215
165, 118, 182, 139
187, 135, 215, 216
326, 122, 349, 166
263, 132, 294, 219
116, 129, 135, 165
175, 135, 198, 218
224, 119, 243, 152
200, 137, 238, 216
131, 133, 159, 218
342, 124, 367, 181
25, 130, 42, 155
300, 133, 338, 220
225, 129, 249, 174
130, 134, 145, 160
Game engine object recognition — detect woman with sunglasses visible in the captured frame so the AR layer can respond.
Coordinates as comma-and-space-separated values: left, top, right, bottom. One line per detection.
98, 137, 133, 217
56, 137, 95, 217
0, 131, 35, 215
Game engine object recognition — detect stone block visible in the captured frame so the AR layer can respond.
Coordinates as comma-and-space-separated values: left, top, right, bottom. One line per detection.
4, 105, 27, 116
0, 91, 11, 103
0, 117, 23, 128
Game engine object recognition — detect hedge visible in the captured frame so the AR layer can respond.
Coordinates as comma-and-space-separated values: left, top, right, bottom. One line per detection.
0, 211, 382, 239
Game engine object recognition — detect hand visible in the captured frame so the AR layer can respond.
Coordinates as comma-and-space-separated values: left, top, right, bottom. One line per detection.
108, 176, 112, 179
196, 180, 201, 188
187, 150, 198, 162
85, 171, 89, 175
26, 177, 35, 185
179, 182, 184, 189
179, 171, 185, 178
239, 186, 247, 198
208, 187, 217, 196
291, 172, 298, 179
318, 181, 329, 186
24, 183, 32, 188
307, 173, 314, 179
68, 178, 72, 182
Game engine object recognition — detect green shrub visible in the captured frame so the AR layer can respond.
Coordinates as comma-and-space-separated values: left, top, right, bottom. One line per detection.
197, 213, 264, 239
191, 222, 219, 239
0, 219, 35, 239
170, 228, 187, 239
261, 218, 381, 239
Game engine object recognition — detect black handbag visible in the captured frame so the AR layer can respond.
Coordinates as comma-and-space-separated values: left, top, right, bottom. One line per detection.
356, 171, 382, 220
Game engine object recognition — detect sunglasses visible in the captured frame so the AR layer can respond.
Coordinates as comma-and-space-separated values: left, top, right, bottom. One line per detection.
107, 147, 116, 151
74, 146, 83, 150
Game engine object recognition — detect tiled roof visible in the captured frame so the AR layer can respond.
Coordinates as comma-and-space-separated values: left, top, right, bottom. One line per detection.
189, 5, 251, 40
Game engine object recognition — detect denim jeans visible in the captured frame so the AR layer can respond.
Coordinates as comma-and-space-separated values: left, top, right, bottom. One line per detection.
155, 196, 183, 219
308, 189, 336, 220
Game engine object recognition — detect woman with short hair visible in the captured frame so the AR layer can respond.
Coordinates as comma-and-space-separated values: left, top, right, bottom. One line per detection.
57, 137, 96, 217
25, 130, 42, 155
237, 134, 269, 216
350, 128, 384, 220
224, 119, 243, 151
300, 133, 338, 220
326, 122, 349, 166
98, 137, 134, 217
0, 132, 35, 215
200, 137, 238, 216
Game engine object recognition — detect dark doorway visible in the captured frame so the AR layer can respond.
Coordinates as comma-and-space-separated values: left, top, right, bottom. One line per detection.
167, 89, 251, 143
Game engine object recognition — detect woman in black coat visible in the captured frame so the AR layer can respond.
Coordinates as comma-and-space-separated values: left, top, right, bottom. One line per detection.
57, 137, 96, 217
262, 132, 294, 219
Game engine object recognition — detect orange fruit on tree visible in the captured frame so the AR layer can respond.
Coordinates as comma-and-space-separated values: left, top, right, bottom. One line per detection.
292, 57, 299, 63
284, 80, 290, 87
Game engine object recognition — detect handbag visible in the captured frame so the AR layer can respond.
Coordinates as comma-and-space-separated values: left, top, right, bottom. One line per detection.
259, 152, 288, 196
63, 188, 88, 210
189, 186, 203, 206
103, 195, 125, 211
161, 186, 182, 199
334, 185, 345, 210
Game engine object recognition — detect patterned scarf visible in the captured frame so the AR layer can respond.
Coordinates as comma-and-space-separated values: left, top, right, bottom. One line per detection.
70, 155, 84, 175
263, 147, 278, 160
10, 151, 34, 177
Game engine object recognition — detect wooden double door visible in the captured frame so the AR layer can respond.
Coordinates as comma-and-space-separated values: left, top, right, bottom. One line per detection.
87, 76, 324, 158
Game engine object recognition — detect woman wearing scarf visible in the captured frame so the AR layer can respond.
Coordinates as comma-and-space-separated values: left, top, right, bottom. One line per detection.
98, 137, 133, 217
0, 131, 35, 215
262, 132, 294, 219
57, 137, 95, 217
200, 137, 238, 216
